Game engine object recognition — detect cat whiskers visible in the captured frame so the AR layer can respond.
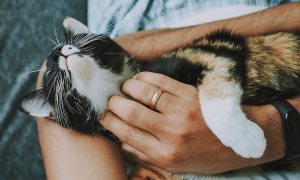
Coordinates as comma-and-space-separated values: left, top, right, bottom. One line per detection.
47, 37, 59, 47
46, 73, 59, 102
62, 74, 83, 114
64, 97, 79, 114
103, 52, 124, 55
75, 102, 85, 114
55, 72, 70, 127
45, 71, 58, 87
70, 34, 107, 48
66, 90, 86, 114
25, 68, 47, 74
80, 46, 95, 52
51, 22, 61, 46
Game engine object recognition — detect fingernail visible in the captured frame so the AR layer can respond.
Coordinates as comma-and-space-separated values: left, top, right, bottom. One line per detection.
132, 74, 137, 79
99, 112, 106, 121
121, 143, 133, 153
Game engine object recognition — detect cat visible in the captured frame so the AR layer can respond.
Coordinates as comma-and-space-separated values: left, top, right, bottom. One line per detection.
21, 17, 300, 162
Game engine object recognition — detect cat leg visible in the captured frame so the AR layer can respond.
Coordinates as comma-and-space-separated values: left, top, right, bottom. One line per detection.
198, 73, 266, 158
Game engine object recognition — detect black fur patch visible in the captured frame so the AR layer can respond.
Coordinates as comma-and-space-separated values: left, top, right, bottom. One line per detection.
243, 86, 299, 105
205, 29, 245, 47
68, 34, 127, 74
193, 30, 249, 86
140, 54, 205, 86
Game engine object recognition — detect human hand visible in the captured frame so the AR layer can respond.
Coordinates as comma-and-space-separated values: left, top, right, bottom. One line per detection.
114, 2, 300, 61
103, 4, 300, 172
100, 71, 288, 174
114, 28, 196, 60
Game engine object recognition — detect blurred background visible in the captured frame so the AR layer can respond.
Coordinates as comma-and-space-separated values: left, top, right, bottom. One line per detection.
0, 0, 87, 179
1, 0, 299, 179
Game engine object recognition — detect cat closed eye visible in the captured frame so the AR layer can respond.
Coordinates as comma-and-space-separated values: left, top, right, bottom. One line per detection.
51, 47, 63, 60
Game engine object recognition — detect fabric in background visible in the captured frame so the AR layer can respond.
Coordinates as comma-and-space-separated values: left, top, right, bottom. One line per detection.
0, 0, 87, 179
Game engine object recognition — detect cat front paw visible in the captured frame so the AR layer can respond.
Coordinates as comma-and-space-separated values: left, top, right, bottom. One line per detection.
231, 121, 266, 158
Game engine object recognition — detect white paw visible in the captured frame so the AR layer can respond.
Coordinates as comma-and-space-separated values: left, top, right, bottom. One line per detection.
230, 121, 266, 158
199, 94, 267, 159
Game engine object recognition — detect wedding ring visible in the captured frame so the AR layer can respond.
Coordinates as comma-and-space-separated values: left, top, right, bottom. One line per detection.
149, 89, 164, 110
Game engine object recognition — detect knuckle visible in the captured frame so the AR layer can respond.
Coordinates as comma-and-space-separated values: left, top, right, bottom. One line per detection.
121, 79, 132, 92
107, 95, 118, 108
166, 168, 181, 174
101, 112, 113, 127
126, 103, 140, 121
137, 83, 151, 98
183, 107, 200, 121
156, 74, 167, 86
138, 72, 167, 86
168, 121, 193, 139
160, 148, 178, 165
173, 128, 190, 140
107, 97, 114, 109
136, 72, 149, 80
157, 145, 180, 165
122, 126, 134, 142
139, 156, 150, 163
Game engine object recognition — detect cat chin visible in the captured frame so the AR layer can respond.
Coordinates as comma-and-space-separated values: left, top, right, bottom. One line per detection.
56, 51, 128, 123
64, 55, 126, 114
66, 55, 93, 81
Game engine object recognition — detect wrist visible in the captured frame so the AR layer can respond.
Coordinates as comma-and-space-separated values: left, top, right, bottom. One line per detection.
261, 96, 300, 161
244, 104, 286, 162
287, 96, 300, 111
262, 104, 286, 160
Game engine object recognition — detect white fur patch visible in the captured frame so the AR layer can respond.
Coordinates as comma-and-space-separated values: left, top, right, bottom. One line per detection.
66, 55, 126, 113
199, 84, 266, 158
58, 56, 68, 70
63, 17, 90, 35
22, 99, 52, 117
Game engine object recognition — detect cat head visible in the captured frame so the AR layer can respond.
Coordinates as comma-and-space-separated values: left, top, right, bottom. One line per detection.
21, 17, 132, 132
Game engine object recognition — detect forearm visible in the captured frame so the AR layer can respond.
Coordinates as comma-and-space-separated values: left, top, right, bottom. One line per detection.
231, 96, 300, 171
36, 62, 127, 180
115, 2, 300, 60
38, 119, 127, 180
197, 101, 289, 174
224, 2, 300, 36
243, 104, 285, 165
193, 101, 287, 174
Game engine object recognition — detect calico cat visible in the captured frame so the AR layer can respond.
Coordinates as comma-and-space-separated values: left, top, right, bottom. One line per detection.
21, 17, 300, 160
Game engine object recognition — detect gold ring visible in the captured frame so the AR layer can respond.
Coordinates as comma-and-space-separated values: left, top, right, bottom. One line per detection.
149, 89, 164, 110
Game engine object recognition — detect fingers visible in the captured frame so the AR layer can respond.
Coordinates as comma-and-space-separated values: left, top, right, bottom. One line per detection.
100, 111, 159, 158
122, 143, 158, 165
133, 72, 195, 97
122, 79, 178, 113
108, 95, 167, 133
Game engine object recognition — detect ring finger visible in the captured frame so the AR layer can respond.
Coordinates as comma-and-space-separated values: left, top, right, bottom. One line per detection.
108, 95, 169, 134
122, 79, 178, 113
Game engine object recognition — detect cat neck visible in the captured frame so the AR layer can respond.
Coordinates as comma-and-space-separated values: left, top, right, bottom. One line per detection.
127, 57, 142, 73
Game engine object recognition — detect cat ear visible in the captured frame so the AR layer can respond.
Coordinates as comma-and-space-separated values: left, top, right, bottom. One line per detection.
20, 89, 53, 117
63, 17, 90, 38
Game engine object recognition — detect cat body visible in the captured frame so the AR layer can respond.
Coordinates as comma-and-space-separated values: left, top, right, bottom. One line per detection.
21, 18, 300, 162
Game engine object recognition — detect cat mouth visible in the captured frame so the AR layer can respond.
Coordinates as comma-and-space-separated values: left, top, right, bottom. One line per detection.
65, 58, 68, 68
60, 52, 80, 70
